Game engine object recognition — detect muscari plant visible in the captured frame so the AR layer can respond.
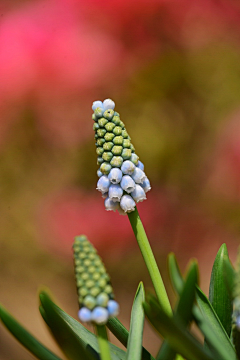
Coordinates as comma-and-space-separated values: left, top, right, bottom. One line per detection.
1, 99, 240, 360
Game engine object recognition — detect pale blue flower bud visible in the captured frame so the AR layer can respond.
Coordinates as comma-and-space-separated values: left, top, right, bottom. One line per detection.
92, 101, 103, 111
91, 306, 109, 325
120, 175, 136, 193
131, 184, 146, 203
130, 153, 139, 165
131, 168, 146, 184
141, 178, 151, 193
121, 160, 135, 175
120, 195, 136, 213
97, 169, 103, 177
108, 168, 123, 184
96, 175, 110, 194
108, 184, 123, 202
136, 160, 144, 171
107, 300, 119, 317
78, 307, 92, 323
104, 197, 120, 211
103, 99, 115, 111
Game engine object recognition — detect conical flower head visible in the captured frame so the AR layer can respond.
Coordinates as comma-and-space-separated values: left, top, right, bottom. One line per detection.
73, 235, 119, 324
92, 99, 151, 214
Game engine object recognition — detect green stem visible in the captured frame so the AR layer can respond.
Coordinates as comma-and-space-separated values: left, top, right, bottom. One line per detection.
128, 208, 172, 316
95, 325, 112, 360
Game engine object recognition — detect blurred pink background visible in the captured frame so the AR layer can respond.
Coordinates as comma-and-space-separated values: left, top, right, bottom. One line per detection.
1, 0, 240, 358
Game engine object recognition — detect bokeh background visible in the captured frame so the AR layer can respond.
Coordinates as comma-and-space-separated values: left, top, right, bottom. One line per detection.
1, 0, 240, 358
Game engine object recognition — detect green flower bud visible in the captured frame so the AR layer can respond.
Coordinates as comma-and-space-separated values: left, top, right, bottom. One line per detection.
97, 138, 105, 146
110, 156, 123, 167
130, 144, 135, 152
104, 132, 115, 141
113, 136, 123, 145
97, 129, 106, 137
105, 122, 115, 132
123, 139, 131, 148
130, 153, 139, 165
96, 147, 104, 156
102, 152, 113, 162
93, 123, 99, 131
90, 287, 101, 297
112, 145, 123, 155
100, 162, 112, 175
97, 157, 104, 165
97, 293, 109, 307
103, 142, 114, 151
119, 121, 125, 128
98, 117, 108, 127
94, 107, 104, 118
83, 296, 96, 310
112, 115, 121, 125
103, 109, 114, 120
86, 280, 95, 289
122, 130, 129, 138
122, 148, 132, 160
92, 114, 96, 121
113, 126, 122, 136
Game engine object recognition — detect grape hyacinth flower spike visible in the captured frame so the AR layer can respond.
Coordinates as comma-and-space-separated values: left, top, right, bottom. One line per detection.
73, 235, 119, 325
92, 98, 172, 317
92, 99, 151, 214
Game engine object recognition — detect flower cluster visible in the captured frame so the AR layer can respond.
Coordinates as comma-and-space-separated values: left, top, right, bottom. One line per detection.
92, 99, 151, 214
73, 235, 119, 325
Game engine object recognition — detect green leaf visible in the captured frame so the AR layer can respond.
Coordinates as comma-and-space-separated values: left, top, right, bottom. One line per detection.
126, 282, 145, 360
107, 317, 155, 360
0, 304, 62, 360
223, 256, 235, 299
168, 253, 184, 294
39, 305, 94, 360
175, 260, 199, 324
196, 287, 236, 360
168, 253, 236, 360
157, 260, 199, 360
39, 291, 126, 360
144, 295, 214, 360
209, 244, 233, 337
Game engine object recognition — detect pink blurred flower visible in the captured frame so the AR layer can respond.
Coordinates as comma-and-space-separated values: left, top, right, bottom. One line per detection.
37, 187, 168, 260
0, 0, 125, 145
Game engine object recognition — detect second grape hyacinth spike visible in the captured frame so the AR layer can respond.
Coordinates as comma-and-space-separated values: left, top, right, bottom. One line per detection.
73, 235, 119, 325
92, 99, 151, 215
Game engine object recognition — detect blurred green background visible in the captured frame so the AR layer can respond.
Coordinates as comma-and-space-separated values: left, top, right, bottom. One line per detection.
1, 0, 240, 358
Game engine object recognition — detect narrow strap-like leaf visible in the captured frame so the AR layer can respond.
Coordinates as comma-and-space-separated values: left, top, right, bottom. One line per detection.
168, 253, 184, 294
107, 317, 155, 360
126, 282, 145, 360
0, 304, 62, 360
196, 286, 236, 359
144, 296, 214, 360
168, 254, 236, 359
39, 291, 126, 360
157, 261, 198, 360
39, 305, 95, 360
209, 244, 233, 337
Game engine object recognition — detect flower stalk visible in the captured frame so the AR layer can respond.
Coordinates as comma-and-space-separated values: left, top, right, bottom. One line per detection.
128, 208, 172, 316
95, 325, 112, 360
